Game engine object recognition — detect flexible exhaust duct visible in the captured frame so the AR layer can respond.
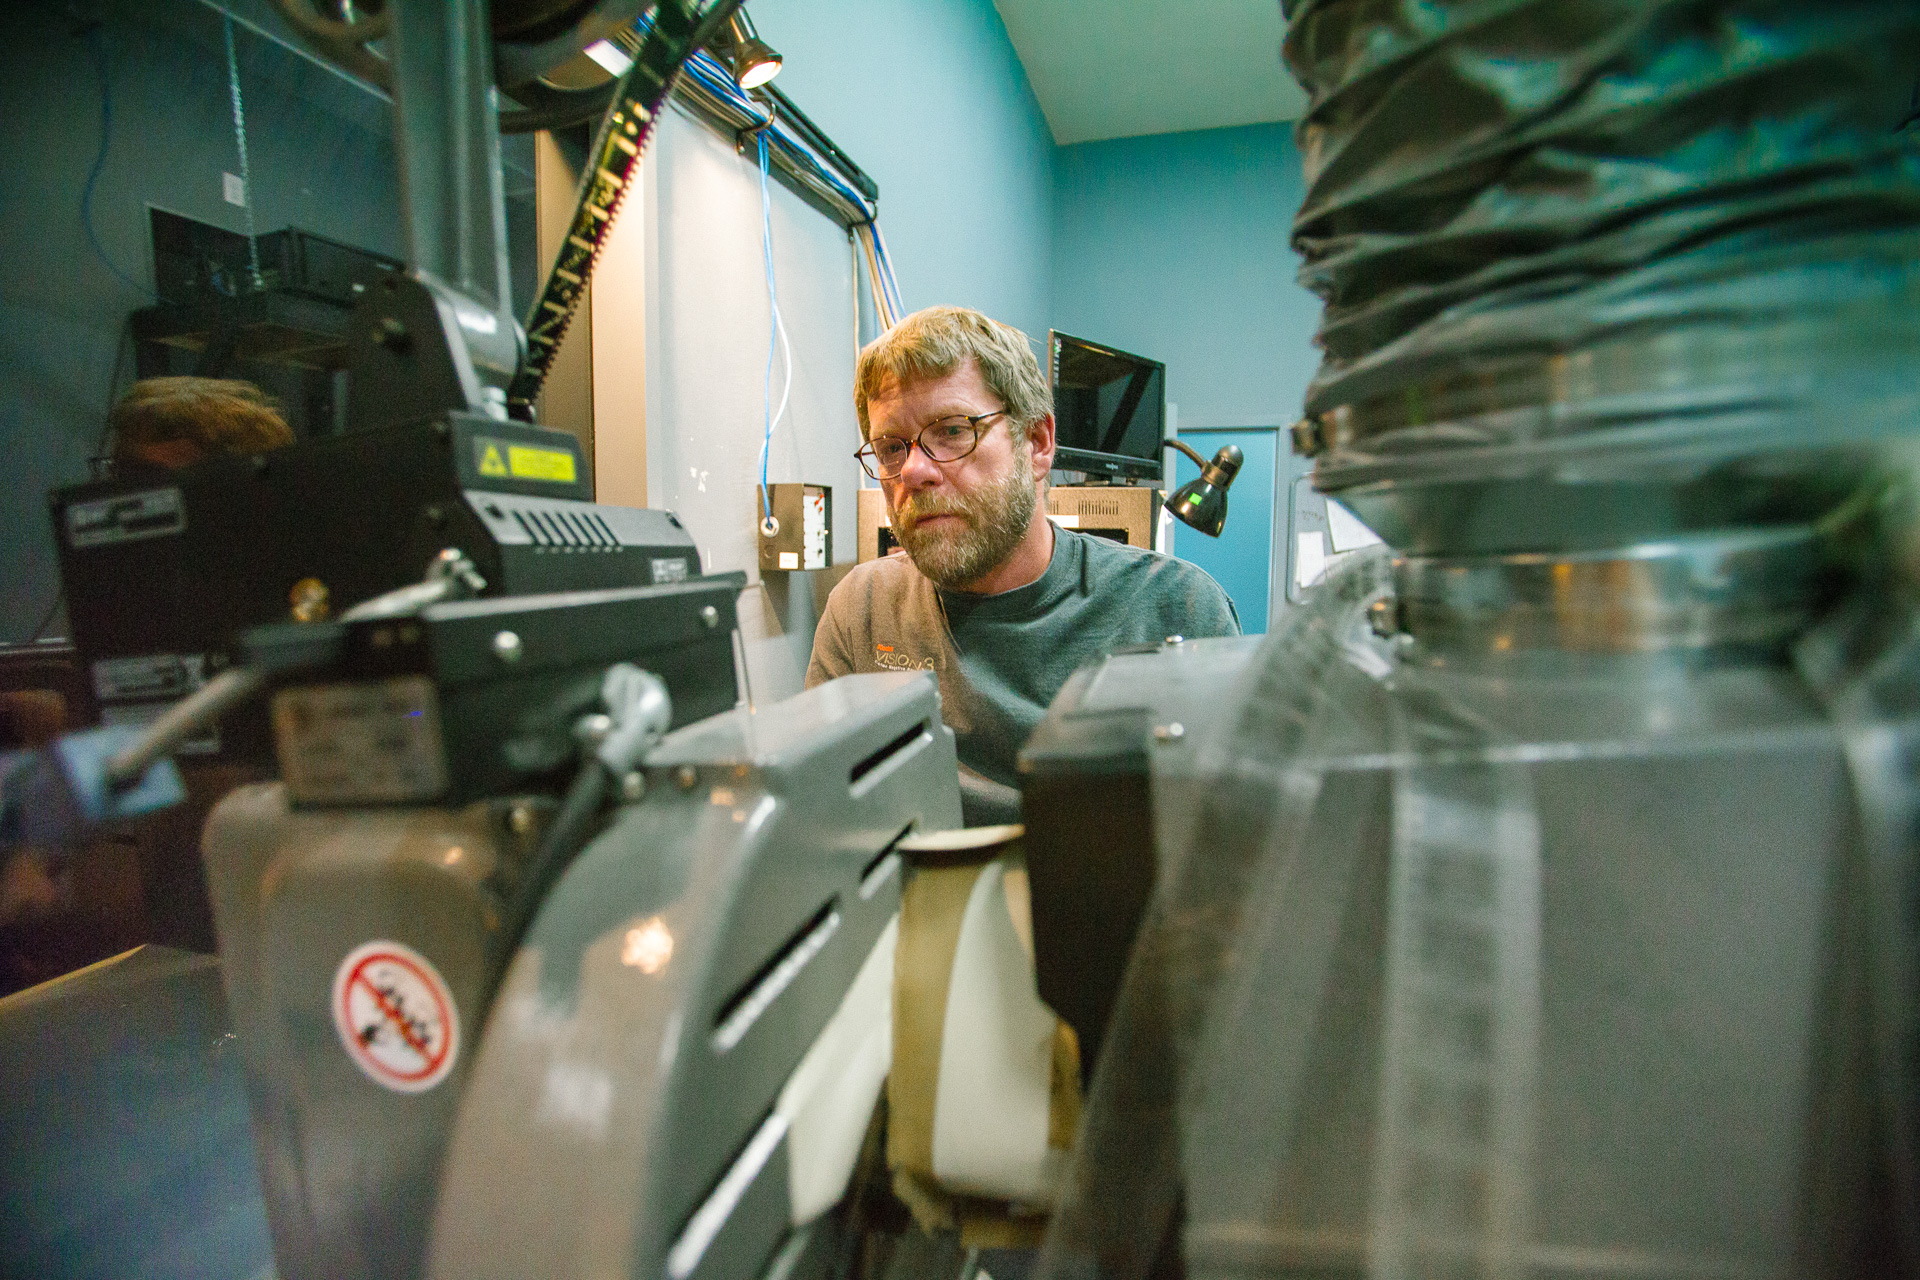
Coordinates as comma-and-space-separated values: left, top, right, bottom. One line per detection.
1284, 0, 1920, 555
1034, 6, 1920, 1279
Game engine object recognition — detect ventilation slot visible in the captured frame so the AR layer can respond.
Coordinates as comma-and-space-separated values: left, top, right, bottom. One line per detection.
850, 722, 928, 789
859, 822, 914, 900
572, 512, 605, 547
711, 900, 841, 1053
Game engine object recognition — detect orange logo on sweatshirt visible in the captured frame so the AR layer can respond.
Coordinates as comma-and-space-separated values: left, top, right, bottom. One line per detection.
874, 642, 935, 672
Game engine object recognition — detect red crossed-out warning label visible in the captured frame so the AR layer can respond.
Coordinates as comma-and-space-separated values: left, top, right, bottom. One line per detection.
331, 940, 460, 1093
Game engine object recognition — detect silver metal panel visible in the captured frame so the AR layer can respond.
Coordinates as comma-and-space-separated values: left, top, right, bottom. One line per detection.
428, 672, 959, 1280
202, 790, 526, 1280
1040, 553, 1899, 1278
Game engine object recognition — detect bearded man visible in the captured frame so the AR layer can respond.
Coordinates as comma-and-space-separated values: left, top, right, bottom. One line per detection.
806, 306, 1240, 824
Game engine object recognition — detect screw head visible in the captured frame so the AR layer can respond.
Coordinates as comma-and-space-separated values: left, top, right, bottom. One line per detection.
492, 630, 523, 663
700, 604, 720, 628
1290, 416, 1323, 456
288, 577, 331, 623
1368, 597, 1400, 640
374, 315, 411, 353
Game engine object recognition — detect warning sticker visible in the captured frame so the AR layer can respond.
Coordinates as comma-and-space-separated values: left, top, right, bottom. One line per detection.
508, 443, 577, 482
473, 436, 577, 483
331, 940, 460, 1092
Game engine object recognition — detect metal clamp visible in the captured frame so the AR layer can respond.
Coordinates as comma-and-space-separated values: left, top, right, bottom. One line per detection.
340, 549, 488, 622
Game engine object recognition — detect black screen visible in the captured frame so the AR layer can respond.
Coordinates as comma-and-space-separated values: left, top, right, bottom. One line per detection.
1050, 333, 1165, 476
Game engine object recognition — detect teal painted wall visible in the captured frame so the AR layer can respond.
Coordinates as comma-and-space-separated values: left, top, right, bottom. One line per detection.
751, 0, 1056, 343
1049, 122, 1321, 433
1050, 123, 1324, 624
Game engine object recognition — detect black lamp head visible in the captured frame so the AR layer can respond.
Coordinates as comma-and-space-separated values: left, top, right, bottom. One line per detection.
1166, 443, 1242, 538
711, 11, 782, 89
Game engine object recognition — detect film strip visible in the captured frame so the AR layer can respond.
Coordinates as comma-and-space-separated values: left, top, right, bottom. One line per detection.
508, 0, 743, 412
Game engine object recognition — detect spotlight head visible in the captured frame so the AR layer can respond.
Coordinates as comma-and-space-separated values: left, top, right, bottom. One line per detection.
1166, 443, 1242, 538
712, 12, 782, 89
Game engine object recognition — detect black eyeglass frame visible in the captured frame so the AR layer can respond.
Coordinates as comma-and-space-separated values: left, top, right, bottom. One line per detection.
854, 410, 1009, 480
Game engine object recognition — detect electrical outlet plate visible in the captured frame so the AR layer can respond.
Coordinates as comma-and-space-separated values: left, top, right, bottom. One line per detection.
758, 483, 833, 572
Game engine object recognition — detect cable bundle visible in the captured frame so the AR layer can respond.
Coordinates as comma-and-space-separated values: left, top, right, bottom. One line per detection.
632, 14, 905, 333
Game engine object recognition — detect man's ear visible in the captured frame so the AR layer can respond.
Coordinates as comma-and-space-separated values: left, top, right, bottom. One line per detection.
1025, 412, 1057, 480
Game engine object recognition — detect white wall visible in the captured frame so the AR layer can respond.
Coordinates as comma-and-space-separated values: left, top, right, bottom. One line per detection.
642, 107, 864, 703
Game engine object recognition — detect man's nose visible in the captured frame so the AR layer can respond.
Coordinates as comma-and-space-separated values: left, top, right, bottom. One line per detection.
894, 440, 944, 489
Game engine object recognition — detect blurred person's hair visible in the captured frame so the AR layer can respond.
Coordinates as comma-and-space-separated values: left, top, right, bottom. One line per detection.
109, 377, 294, 461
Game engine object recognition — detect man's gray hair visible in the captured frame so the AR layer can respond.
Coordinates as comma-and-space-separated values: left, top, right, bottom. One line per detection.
854, 306, 1051, 440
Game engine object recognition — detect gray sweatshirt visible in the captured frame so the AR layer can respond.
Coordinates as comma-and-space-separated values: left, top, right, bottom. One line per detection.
805, 528, 1241, 798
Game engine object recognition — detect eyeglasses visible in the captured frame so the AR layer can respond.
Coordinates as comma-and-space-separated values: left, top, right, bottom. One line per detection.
854, 411, 1008, 480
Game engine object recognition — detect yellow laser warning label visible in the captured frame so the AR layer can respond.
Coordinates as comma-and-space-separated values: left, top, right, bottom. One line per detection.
474, 438, 577, 484
508, 445, 577, 483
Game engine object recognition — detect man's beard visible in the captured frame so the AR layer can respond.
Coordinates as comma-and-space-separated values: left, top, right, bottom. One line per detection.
891, 447, 1038, 591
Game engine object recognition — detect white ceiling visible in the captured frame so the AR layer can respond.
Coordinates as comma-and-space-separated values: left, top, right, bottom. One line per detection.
992, 0, 1309, 146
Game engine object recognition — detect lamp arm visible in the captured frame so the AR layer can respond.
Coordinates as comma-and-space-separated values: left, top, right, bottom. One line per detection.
1163, 437, 1209, 470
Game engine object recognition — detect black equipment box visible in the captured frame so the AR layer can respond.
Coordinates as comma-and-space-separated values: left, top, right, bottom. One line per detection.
49, 415, 702, 751
151, 209, 403, 309
250, 579, 743, 807
1017, 637, 1263, 1079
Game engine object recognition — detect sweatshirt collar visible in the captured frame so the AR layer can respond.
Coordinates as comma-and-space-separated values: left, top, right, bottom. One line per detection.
937, 527, 1082, 624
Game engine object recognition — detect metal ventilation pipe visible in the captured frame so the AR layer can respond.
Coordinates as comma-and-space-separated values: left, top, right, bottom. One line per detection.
1288, 0, 1920, 553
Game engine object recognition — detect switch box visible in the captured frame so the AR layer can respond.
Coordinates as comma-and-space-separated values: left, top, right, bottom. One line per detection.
758, 483, 832, 572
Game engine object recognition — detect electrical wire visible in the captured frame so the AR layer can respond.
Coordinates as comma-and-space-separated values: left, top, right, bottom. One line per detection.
632, 10, 907, 304
26, 590, 64, 643
757, 128, 794, 525
223, 15, 264, 291
853, 223, 900, 330
647, 23, 907, 332
870, 223, 904, 318
627, 13, 907, 487
78, 24, 150, 299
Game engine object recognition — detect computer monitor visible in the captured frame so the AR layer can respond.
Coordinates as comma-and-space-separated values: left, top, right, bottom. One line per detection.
1047, 331, 1166, 483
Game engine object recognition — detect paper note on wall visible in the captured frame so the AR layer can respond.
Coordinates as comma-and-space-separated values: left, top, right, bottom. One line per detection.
1295, 531, 1329, 590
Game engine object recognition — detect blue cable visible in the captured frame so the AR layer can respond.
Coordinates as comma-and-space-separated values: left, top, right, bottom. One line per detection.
756, 129, 792, 524
635, 14, 906, 421
872, 225, 902, 316
643, 17, 877, 218
80, 26, 151, 300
